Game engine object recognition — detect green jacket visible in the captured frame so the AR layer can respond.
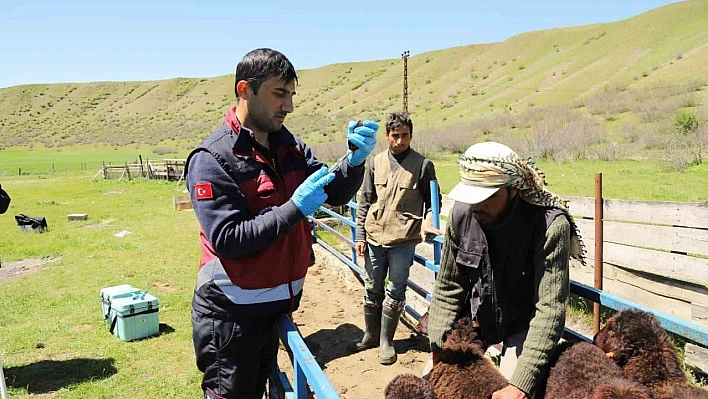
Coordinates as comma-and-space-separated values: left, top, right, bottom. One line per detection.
427, 199, 571, 398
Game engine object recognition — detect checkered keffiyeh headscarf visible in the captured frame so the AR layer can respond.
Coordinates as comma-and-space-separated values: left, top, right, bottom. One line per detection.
459, 153, 586, 264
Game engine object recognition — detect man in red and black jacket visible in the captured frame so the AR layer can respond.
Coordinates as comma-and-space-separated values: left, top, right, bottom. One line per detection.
185, 48, 377, 399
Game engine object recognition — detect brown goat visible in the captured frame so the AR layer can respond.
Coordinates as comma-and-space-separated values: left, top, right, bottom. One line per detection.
427, 317, 508, 399
594, 309, 708, 399
385, 374, 437, 399
545, 341, 652, 399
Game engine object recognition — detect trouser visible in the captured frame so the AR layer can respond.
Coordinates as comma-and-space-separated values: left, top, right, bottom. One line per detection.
421, 328, 529, 380
192, 309, 279, 399
363, 243, 416, 302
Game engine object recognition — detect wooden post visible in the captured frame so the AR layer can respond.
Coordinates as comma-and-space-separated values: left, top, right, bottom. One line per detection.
146, 158, 152, 179
593, 172, 604, 335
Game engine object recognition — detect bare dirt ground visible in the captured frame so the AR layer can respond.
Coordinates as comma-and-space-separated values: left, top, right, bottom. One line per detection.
281, 245, 432, 398
0, 257, 58, 283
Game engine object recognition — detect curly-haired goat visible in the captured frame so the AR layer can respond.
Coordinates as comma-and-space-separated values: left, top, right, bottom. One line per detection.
594, 308, 708, 399
545, 341, 652, 399
385, 374, 437, 399
427, 317, 508, 399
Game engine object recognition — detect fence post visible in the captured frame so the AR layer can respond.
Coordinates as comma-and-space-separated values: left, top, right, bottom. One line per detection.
294, 360, 307, 399
593, 172, 604, 335
431, 181, 441, 267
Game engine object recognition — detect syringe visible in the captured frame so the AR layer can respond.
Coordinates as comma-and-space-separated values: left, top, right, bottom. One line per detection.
328, 121, 362, 173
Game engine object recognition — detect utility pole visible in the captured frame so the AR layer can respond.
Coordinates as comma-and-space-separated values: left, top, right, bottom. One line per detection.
402, 50, 410, 113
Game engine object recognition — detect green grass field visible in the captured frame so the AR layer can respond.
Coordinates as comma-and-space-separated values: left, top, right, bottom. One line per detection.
1, 150, 707, 397
0, 146, 186, 175
0, 174, 203, 398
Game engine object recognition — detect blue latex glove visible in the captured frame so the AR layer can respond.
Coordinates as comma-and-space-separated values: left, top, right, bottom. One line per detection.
291, 167, 336, 216
347, 120, 378, 166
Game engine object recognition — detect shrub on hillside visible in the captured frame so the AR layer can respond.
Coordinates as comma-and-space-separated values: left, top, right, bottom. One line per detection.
514, 110, 604, 161
674, 110, 699, 135
153, 147, 177, 156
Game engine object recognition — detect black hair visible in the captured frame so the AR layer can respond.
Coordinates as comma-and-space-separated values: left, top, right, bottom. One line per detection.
234, 48, 298, 97
386, 111, 413, 134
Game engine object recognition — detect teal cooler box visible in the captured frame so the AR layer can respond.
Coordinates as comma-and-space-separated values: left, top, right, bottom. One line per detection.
100, 286, 159, 341
101, 284, 140, 325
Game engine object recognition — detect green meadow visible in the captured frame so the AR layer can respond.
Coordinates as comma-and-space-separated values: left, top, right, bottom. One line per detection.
0, 173, 202, 398
0, 146, 185, 175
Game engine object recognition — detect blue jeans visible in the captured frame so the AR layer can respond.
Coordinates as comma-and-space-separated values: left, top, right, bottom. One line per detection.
363, 243, 416, 303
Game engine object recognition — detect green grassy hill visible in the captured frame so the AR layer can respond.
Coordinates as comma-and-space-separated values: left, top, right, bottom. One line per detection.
0, 0, 706, 158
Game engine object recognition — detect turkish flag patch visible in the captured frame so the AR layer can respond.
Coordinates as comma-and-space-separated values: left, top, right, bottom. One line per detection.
194, 183, 214, 200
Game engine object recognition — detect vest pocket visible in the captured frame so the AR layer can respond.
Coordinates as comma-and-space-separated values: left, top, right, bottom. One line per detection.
373, 175, 388, 186
396, 202, 422, 214
256, 181, 276, 199
240, 174, 279, 215
397, 182, 420, 204
455, 247, 482, 269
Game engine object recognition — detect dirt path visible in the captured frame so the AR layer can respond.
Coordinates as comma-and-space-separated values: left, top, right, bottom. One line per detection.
0, 257, 58, 283
283, 246, 431, 398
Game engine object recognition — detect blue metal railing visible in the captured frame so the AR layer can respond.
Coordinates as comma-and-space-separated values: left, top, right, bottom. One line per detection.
270, 315, 340, 399
570, 282, 708, 346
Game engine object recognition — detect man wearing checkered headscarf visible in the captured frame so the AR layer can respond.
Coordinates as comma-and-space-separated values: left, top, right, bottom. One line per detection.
425, 142, 584, 399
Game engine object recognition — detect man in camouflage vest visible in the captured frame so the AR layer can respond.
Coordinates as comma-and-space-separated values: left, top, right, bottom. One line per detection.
349, 111, 442, 365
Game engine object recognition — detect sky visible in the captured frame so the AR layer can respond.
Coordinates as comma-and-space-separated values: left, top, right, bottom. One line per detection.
0, 0, 685, 89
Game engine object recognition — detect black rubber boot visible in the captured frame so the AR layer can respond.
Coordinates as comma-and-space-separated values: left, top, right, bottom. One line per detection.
379, 305, 403, 365
348, 304, 382, 352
